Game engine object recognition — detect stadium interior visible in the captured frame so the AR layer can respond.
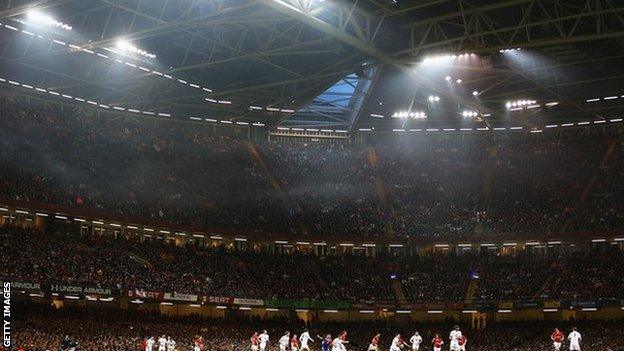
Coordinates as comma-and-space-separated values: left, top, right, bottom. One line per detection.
1, 0, 624, 350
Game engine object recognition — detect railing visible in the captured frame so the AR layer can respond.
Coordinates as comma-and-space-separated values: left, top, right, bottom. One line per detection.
2, 196, 624, 250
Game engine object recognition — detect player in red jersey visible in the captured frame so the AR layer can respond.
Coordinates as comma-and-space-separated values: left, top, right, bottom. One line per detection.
368, 333, 381, 351
251, 332, 260, 351
458, 335, 467, 351
432, 334, 444, 351
193, 335, 205, 351
291, 334, 300, 351
551, 328, 564, 351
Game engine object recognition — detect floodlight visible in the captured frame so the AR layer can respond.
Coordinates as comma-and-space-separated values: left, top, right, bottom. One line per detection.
115, 39, 156, 59
428, 95, 440, 102
27, 10, 72, 30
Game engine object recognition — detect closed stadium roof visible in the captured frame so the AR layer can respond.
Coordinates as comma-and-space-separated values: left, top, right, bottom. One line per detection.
0, 0, 623, 131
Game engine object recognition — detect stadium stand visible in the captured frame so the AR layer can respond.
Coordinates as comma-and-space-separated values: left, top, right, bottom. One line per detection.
3, 0, 624, 349
2, 227, 624, 302
1, 98, 624, 239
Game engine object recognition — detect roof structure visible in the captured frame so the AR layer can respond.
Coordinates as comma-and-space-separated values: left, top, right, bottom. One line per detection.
0, 0, 623, 132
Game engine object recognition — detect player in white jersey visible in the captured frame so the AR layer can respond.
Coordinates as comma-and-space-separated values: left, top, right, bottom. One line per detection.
300, 329, 314, 351
166, 336, 176, 351
568, 327, 582, 351
332, 331, 348, 351
332, 337, 344, 351
259, 330, 270, 351
449, 326, 462, 351
158, 335, 167, 351
279, 331, 291, 351
390, 334, 404, 351
146, 337, 155, 351
410, 332, 422, 351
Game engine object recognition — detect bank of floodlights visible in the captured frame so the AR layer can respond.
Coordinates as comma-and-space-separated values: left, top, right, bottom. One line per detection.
392, 111, 428, 119
27, 10, 72, 30
116, 39, 156, 59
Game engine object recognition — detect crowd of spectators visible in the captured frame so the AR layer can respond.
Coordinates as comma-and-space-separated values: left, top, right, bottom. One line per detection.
317, 255, 395, 301
0, 96, 289, 234
540, 249, 624, 300
260, 142, 385, 236
7, 303, 624, 351
474, 253, 551, 301
399, 254, 470, 302
0, 227, 131, 289
375, 133, 624, 237
1, 96, 624, 239
2, 228, 624, 303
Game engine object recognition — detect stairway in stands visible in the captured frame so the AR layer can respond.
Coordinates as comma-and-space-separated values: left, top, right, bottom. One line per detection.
475, 147, 497, 235
129, 252, 151, 267
464, 278, 478, 305
125, 252, 153, 288
245, 142, 308, 233
308, 258, 334, 298
246, 142, 286, 196
366, 146, 394, 236
392, 279, 406, 304
533, 274, 555, 299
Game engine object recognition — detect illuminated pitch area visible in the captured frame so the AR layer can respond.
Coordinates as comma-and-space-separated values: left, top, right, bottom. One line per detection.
9, 302, 618, 351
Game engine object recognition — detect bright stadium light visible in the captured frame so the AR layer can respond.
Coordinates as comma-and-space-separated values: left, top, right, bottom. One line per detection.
428, 95, 440, 102
420, 52, 475, 65
444, 76, 452, 82
506, 99, 537, 109
421, 54, 454, 65
472, 91, 479, 96
27, 10, 72, 30
462, 110, 478, 118
115, 39, 156, 59
392, 111, 427, 119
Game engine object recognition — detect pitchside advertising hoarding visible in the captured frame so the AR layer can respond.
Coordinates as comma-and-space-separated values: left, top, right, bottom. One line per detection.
0, 280, 117, 296
543, 300, 561, 308
1, 281, 42, 292
201, 295, 264, 306
6, 280, 623, 311
125, 290, 265, 306
126, 290, 203, 302
50, 283, 115, 296
126, 289, 165, 300
265, 299, 350, 309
